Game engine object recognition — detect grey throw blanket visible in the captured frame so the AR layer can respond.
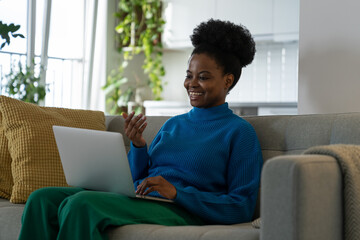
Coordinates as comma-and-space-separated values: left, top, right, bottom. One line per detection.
304, 144, 360, 240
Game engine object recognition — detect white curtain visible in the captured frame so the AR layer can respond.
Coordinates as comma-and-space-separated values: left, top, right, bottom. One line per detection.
81, 0, 107, 112
42, 0, 107, 112
89, 0, 107, 112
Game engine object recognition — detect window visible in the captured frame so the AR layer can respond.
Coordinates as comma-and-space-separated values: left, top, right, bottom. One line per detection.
0, 0, 106, 111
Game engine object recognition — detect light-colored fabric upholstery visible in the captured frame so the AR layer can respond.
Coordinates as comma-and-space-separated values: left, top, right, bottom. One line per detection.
1, 112, 358, 240
247, 112, 360, 158
108, 223, 259, 240
0, 198, 24, 240
261, 155, 342, 240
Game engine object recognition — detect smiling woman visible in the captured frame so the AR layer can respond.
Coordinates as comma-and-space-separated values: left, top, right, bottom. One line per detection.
121, 19, 262, 225
185, 54, 233, 108
185, 18, 256, 109
19, 19, 263, 240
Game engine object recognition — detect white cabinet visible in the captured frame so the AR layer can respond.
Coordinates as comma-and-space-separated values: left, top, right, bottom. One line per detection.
162, 0, 216, 48
215, 0, 273, 36
162, 0, 299, 48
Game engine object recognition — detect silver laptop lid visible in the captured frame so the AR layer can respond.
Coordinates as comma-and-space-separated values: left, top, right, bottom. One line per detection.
52, 125, 136, 198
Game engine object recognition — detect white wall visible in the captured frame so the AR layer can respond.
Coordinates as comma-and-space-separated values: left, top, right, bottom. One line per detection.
161, 42, 299, 104
105, 1, 299, 109
161, 49, 192, 101
298, 0, 360, 114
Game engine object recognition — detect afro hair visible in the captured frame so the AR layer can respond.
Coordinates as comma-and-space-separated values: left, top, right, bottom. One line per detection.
190, 19, 256, 68
189, 19, 256, 91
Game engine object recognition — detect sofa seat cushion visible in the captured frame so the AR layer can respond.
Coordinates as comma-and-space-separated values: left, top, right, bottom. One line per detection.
107, 223, 259, 240
0, 198, 24, 240
0, 197, 259, 240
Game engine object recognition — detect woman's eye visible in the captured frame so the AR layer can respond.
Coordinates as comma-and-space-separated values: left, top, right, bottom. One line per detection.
185, 75, 192, 79
199, 76, 209, 81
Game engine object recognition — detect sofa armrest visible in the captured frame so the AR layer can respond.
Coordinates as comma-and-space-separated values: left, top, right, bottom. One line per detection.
260, 155, 343, 240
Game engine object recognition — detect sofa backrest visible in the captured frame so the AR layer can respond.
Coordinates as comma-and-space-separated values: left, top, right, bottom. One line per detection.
243, 112, 360, 219
105, 112, 360, 220
105, 115, 169, 152
243, 112, 360, 162
106, 112, 360, 163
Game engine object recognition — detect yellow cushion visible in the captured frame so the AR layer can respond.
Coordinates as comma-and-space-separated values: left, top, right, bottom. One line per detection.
0, 115, 13, 199
0, 96, 106, 203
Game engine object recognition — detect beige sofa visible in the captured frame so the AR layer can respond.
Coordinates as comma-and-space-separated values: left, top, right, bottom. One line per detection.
1, 112, 357, 240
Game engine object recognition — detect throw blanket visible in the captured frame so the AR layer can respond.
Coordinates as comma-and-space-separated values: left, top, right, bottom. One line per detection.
304, 144, 360, 240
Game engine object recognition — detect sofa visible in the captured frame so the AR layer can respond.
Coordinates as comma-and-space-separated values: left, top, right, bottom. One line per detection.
1, 111, 358, 240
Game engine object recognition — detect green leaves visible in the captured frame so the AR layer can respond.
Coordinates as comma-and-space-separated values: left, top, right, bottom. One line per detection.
5, 61, 47, 104
114, 0, 164, 51
0, 21, 25, 50
104, 0, 166, 115
119, 2, 130, 12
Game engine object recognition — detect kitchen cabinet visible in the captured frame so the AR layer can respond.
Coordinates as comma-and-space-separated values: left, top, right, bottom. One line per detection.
162, 0, 217, 48
215, 0, 273, 37
162, 0, 299, 48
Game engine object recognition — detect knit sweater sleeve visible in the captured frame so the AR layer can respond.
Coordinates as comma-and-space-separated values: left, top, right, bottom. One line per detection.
127, 142, 149, 181
127, 128, 163, 181
174, 124, 263, 224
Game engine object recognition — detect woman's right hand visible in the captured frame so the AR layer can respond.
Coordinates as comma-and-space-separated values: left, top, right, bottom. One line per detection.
122, 112, 147, 148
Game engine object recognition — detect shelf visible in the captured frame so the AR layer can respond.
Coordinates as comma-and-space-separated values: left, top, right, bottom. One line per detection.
144, 101, 298, 116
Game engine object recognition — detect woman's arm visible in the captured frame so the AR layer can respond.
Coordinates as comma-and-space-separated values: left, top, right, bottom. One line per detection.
127, 142, 149, 181
122, 112, 149, 180
124, 114, 168, 182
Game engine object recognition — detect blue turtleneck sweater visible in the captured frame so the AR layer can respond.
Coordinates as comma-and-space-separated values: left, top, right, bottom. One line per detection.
128, 103, 263, 224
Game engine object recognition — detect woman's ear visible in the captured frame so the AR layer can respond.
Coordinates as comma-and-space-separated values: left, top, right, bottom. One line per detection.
225, 74, 234, 89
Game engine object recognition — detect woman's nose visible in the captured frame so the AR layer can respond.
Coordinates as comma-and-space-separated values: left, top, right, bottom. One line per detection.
188, 77, 199, 88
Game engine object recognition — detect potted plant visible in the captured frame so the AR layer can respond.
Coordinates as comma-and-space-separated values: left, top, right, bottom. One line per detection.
4, 61, 47, 105
1, 22, 48, 105
103, 0, 166, 115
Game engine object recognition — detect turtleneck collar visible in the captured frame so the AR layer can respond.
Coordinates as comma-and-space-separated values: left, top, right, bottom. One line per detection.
187, 102, 233, 121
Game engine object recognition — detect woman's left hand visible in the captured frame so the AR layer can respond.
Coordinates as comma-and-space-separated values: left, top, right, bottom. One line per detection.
136, 176, 177, 200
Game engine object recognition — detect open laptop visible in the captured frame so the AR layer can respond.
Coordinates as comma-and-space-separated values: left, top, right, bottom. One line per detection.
52, 125, 173, 203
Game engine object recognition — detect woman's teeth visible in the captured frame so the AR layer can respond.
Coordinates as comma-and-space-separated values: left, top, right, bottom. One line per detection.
189, 92, 203, 96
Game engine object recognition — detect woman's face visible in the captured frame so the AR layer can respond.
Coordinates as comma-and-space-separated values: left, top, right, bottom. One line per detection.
184, 53, 233, 108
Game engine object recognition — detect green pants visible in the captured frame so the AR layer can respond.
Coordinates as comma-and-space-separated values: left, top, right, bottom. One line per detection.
18, 187, 204, 240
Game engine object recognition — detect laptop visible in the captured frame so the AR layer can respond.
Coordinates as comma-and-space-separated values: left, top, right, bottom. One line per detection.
52, 125, 173, 203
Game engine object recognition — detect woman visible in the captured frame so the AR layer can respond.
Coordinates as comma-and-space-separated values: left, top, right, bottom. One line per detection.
18, 19, 263, 240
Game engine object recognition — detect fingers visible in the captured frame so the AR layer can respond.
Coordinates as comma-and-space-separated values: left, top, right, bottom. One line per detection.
123, 111, 134, 130
137, 121, 147, 134
136, 177, 154, 195
123, 112, 147, 138
143, 188, 156, 197
136, 176, 177, 200
127, 114, 147, 139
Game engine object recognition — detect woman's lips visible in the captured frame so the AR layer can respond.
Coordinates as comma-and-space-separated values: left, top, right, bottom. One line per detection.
189, 91, 204, 100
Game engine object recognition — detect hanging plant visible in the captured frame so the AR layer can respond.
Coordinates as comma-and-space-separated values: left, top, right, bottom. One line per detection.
103, 0, 166, 115
0, 21, 25, 50
4, 61, 47, 105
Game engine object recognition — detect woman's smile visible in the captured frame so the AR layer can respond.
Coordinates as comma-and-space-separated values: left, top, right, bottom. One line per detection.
188, 91, 204, 100
184, 53, 232, 108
